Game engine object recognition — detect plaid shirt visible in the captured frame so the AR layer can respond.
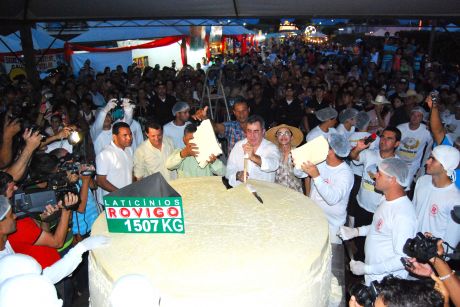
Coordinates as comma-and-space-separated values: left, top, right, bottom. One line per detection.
221, 121, 245, 155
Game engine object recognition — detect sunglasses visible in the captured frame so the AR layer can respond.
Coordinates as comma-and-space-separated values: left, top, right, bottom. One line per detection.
276, 131, 292, 137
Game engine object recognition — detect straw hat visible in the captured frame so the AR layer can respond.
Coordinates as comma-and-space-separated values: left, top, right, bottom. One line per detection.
400, 89, 424, 103
372, 95, 391, 105
265, 124, 304, 147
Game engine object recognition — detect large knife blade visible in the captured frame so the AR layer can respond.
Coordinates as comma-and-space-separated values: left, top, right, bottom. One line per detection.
246, 184, 263, 204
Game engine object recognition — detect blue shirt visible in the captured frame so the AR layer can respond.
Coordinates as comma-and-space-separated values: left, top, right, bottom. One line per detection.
221, 121, 245, 155
72, 180, 99, 235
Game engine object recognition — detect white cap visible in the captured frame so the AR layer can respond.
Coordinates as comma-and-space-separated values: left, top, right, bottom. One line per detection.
315, 107, 338, 122
172, 101, 190, 116
110, 274, 160, 307
0, 274, 62, 307
328, 133, 351, 158
378, 158, 409, 187
0, 254, 42, 284
432, 145, 460, 181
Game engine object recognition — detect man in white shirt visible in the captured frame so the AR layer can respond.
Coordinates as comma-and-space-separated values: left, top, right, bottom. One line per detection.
306, 106, 338, 141
226, 115, 280, 187
413, 145, 460, 250
163, 102, 191, 149
348, 127, 401, 260
396, 106, 433, 188
337, 108, 358, 140
295, 133, 354, 243
339, 158, 417, 285
96, 122, 133, 204
134, 121, 176, 181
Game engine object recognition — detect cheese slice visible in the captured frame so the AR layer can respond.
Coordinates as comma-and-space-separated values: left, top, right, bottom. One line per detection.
291, 135, 329, 169
192, 119, 223, 168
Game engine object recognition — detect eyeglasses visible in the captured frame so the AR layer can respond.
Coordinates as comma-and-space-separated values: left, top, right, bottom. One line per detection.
276, 131, 292, 137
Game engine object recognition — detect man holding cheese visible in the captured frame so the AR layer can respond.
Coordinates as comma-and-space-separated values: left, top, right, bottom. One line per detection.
294, 133, 354, 244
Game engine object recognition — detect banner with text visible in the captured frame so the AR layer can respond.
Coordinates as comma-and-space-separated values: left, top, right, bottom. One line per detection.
104, 196, 185, 234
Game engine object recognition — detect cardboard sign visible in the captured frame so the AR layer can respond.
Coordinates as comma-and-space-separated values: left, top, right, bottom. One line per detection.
103, 173, 185, 234
104, 196, 184, 234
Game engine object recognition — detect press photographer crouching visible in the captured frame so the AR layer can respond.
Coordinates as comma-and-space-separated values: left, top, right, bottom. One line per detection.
402, 232, 460, 307
50, 148, 100, 300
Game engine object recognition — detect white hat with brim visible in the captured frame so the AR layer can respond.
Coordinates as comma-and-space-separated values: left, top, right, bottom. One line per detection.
372, 95, 391, 105
265, 124, 304, 148
400, 89, 424, 103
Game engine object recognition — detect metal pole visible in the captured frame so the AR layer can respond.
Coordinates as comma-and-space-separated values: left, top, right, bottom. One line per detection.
428, 19, 437, 58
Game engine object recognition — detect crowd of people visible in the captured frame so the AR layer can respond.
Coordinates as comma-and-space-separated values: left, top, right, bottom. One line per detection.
0, 33, 459, 306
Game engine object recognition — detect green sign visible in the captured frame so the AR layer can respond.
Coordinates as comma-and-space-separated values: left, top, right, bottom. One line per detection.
103, 196, 185, 234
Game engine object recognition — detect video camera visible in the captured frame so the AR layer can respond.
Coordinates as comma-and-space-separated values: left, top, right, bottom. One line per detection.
403, 232, 460, 263
57, 153, 96, 177
13, 171, 79, 221
348, 281, 379, 307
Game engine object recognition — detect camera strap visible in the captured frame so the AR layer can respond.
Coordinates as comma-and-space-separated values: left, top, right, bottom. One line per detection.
443, 242, 460, 260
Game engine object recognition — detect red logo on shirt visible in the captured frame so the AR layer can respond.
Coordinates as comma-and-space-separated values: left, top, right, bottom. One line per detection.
430, 204, 439, 216
376, 218, 384, 232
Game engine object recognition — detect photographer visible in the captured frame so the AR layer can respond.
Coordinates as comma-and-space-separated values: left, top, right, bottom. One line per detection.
50, 148, 99, 239
90, 98, 142, 157
7, 156, 78, 267
405, 234, 460, 307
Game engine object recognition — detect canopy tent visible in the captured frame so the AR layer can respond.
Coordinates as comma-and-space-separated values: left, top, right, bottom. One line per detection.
70, 24, 253, 43
0, 28, 65, 52
70, 26, 189, 43
1, 0, 460, 21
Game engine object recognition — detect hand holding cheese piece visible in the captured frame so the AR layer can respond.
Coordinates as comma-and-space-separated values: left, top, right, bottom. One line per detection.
192, 119, 223, 168
291, 136, 329, 169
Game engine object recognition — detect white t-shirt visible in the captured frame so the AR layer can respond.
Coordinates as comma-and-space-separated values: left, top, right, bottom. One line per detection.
225, 138, 280, 187
336, 124, 355, 141
355, 150, 388, 213
413, 175, 460, 249
163, 121, 191, 149
45, 139, 74, 154
96, 142, 133, 203
348, 132, 380, 176
362, 195, 417, 285
396, 123, 433, 186
310, 161, 354, 242
93, 130, 112, 157
129, 120, 144, 152
445, 115, 460, 141
306, 125, 329, 142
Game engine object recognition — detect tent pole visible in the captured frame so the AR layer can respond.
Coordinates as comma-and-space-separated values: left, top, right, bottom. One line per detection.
428, 19, 437, 58
19, 23, 40, 90
35, 25, 66, 66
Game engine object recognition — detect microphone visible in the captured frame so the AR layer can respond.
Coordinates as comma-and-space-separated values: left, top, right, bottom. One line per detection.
364, 133, 377, 145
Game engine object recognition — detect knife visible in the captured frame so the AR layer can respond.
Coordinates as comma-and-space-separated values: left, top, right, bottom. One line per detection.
246, 184, 263, 204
